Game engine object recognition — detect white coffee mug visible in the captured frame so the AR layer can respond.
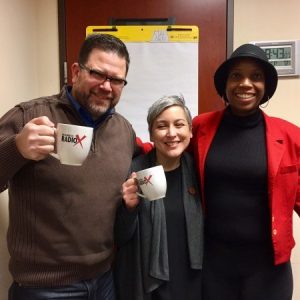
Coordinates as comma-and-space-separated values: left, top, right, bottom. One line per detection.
50, 123, 93, 166
135, 165, 167, 201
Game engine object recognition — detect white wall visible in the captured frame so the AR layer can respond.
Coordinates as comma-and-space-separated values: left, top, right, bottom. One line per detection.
0, 0, 59, 298
234, 1, 300, 299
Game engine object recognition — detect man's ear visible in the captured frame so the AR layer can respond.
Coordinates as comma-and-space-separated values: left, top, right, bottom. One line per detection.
71, 63, 81, 84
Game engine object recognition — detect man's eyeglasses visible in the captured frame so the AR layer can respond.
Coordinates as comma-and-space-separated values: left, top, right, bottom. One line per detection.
79, 64, 127, 87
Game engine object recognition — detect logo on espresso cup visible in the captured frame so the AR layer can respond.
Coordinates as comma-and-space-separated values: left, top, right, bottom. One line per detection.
135, 165, 167, 201
61, 133, 87, 148
137, 175, 153, 186
50, 123, 93, 166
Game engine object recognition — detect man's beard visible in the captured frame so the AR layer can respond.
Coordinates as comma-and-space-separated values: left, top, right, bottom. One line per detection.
86, 100, 110, 118
80, 93, 116, 119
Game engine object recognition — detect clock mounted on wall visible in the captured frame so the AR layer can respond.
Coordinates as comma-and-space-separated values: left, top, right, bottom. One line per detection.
251, 40, 300, 77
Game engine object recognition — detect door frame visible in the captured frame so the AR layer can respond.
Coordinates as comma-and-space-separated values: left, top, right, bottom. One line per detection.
57, 0, 234, 113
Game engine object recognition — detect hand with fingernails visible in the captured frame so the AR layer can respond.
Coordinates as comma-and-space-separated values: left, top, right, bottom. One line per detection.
15, 116, 55, 161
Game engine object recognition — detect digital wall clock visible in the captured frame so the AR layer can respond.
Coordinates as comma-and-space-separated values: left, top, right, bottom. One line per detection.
251, 40, 300, 77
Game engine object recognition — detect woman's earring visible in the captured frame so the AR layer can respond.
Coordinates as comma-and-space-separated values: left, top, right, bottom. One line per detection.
260, 97, 270, 108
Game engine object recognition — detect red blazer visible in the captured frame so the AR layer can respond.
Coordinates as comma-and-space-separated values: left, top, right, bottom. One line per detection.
191, 109, 300, 265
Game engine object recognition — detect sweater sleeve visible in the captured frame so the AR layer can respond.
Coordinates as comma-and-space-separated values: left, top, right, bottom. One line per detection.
135, 137, 153, 154
0, 107, 29, 191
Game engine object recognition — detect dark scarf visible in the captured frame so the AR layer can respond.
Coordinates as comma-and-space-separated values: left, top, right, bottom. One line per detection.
115, 150, 203, 299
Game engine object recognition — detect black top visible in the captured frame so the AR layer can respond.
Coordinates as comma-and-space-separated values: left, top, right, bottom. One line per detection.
152, 167, 202, 300
204, 108, 271, 245
114, 151, 203, 300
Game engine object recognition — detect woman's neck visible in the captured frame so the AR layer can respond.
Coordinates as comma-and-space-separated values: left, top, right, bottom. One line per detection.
156, 154, 181, 171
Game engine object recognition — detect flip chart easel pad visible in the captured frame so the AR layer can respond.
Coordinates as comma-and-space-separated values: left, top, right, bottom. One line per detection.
86, 26, 199, 141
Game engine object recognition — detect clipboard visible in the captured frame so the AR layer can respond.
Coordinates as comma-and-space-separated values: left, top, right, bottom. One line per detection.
86, 25, 199, 141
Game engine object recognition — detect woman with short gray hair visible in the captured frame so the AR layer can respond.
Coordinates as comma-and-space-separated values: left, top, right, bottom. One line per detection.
115, 95, 204, 300
147, 95, 192, 132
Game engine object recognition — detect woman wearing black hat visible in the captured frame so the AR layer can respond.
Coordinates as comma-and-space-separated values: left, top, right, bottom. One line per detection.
191, 43, 300, 299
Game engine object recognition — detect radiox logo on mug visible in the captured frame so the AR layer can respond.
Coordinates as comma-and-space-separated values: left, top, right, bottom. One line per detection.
138, 175, 153, 186
61, 133, 87, 148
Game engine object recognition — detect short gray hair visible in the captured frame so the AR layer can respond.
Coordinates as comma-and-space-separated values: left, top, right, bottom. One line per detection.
147, 95, 192, 133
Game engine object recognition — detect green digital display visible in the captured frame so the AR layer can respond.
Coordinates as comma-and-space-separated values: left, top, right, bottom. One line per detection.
260, 45, 293, 68
262, 46, 291, 60
253, 40, 299, 76
271, 60, 291, 67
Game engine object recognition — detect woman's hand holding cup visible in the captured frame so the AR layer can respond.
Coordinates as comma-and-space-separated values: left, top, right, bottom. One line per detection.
122, 172, 140, 210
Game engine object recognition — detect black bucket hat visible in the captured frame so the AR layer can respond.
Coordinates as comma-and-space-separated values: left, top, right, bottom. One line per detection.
214, 43, 278, 104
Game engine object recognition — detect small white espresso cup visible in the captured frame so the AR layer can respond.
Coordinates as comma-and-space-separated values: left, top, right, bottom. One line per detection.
135, 165, 167, 201
50, 123, 93, 166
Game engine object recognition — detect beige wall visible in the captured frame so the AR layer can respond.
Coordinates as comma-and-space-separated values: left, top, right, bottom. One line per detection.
234, 1, 300, 299
234, 0, 300, 126
0, 0, 59, 298
0, 0, 299, 299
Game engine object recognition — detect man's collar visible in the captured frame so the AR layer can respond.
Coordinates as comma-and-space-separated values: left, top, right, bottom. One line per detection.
66, 86, 115, 128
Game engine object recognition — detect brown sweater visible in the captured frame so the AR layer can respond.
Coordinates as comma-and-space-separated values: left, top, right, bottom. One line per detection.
0, 87, 138, 286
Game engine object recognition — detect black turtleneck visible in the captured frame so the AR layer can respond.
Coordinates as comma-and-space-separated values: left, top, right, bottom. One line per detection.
204, 107, 271, 245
